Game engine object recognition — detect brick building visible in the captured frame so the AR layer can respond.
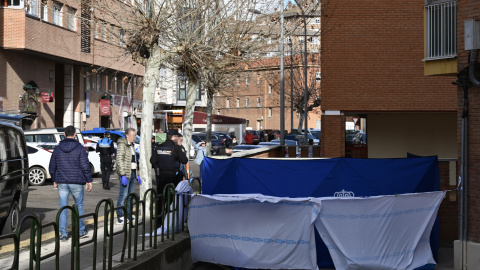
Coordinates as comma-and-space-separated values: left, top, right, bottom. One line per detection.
321, 0, 458, 250
214, 55, 322, 133
0, 0, 143, 130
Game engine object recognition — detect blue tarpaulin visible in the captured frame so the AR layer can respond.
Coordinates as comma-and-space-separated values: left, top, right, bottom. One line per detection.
202, 156, 440, 269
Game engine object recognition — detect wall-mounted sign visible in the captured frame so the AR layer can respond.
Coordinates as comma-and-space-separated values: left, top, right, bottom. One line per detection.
100, 99, 111, 116
41, 92, 54, 103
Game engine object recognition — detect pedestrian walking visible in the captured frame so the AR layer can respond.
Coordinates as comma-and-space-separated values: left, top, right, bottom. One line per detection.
96, 131, 115, 190
49, 126, 93, 242
150, 129, 188, 221
115, 128, 142, 224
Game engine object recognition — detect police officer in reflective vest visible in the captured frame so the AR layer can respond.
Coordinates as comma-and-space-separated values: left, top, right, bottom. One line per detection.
96, 131, 115, 190
150, 129, 188, 201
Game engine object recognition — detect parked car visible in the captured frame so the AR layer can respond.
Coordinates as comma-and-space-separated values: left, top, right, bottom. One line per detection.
233, 144, 265, 153
81, 127, 141, 154
269, 139, 298, 146
27, 144, 52, 186
310, 130, 321, 140
0, 121, 29, 234
248, 130, 261, 144
212, 132, 233, 147
191, 132, 226, 155
24, 128, 101, 176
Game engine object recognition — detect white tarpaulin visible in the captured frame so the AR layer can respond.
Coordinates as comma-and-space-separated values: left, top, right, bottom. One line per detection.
315, 191, 445, 270
188, 194, 321, 269
188, 191, 445, 270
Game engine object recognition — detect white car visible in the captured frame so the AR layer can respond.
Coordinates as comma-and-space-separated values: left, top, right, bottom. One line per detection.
27, 144, 52, 186
26, 142, 100, 186
25, 128, 101, 178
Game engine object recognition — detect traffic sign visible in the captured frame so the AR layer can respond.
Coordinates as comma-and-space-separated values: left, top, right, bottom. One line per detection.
353, 117, 359, 125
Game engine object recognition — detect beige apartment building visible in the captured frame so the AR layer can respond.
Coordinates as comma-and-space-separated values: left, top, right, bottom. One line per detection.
0, 0, 144, 130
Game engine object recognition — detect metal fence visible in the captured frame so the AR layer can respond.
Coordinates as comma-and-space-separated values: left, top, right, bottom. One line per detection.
1, 179, 203, 270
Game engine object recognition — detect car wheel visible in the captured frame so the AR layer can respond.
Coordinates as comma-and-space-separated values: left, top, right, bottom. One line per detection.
29, 166, 47, 186
2, 201, 20, 235
90, 163, 99, 177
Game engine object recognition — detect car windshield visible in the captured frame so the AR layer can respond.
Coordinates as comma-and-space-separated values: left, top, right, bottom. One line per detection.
311, 131, 321, 139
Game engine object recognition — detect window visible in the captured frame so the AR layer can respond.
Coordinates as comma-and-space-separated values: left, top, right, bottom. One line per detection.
80, 0, 91, 53
177, 74, 187, 100
245, 76, 249, 86
41, 0, 47, 20
299, 37, 304, 44
217, 109, 221, 115
313, 18, 320, 24
425, 1, 456, 60
316, 72, 321, 81
226, 98, 230, 108
119, 29, 126, 47
268, 108, 272, 118
196, 83, 202, 101
53, 2, 63, 26
67, 7, 76, 31
310, 37, 320, 44
236, 77, 240, 85
117, 75, 123, 94
236, 98, 240, 108
0, 129, 6, 162
100, 22, 106, 41
268, 84, 272, 94
245, 98, 250, 108
6, 0, 23, 8
26, 0, 39, 17
36, 134, 55, 143
84, 72, 92, 92
96, 74, 103, 92
256, 97, 261, 107
257, 75, 261, 85
6, 129, 21, 158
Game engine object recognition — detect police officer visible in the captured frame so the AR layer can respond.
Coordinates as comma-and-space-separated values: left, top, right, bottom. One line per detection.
150, 129, 188, 211
96, 131, 115, 190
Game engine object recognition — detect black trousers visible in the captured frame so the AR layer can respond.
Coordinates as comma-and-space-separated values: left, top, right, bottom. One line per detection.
100, 156, 113, 185
155, 171, 181, 223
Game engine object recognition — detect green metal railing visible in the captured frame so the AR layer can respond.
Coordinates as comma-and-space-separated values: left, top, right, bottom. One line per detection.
2, 178, 201, 270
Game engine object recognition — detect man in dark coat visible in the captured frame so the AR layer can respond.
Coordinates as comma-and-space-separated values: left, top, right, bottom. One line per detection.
49, 126, 93, 242
150, 129, 188, 220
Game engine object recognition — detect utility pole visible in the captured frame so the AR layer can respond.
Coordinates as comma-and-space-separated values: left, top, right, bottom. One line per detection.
290, 41, 293, 132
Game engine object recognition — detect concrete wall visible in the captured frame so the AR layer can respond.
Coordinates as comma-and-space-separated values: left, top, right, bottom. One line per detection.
368, 113, 457, 159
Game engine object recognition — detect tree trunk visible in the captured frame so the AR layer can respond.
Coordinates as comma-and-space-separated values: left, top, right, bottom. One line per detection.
182, 77, 197, 159
205, 87, 214, 156
297, 113, 304, 132
139, 45, 163, 213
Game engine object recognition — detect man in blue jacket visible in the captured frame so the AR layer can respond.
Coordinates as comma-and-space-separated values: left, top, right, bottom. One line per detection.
49, 126, 93, 241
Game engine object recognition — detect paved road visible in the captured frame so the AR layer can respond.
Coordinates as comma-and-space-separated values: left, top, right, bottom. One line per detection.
0, 160, 200, 257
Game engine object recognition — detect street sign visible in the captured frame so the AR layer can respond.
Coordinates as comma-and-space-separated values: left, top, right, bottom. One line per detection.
353, 117, 359, 125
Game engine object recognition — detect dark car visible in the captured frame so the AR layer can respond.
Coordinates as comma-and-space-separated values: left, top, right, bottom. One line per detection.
0, 121, 29, 234
191, 133, 226, 155
212, 132, 233, 148
249, 130, 261, 144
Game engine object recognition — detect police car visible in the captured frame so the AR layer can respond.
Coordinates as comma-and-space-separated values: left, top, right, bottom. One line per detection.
82, 128, 141, 154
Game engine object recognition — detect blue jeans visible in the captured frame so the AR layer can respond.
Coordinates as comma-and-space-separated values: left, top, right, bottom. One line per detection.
58, 184, 86, 237
116, 171, 136, 219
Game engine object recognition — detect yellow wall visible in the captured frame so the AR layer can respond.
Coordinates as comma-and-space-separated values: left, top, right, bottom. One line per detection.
424, 58, 457, 76
368, 112, 456, 159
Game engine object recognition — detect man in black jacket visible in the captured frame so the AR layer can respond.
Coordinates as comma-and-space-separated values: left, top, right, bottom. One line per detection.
151, 129, 188, 192
150, 129, 188, 217
49, 126, 93, 241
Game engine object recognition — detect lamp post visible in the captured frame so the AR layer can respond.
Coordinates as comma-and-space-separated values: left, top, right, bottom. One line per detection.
279, 0, 285, 145
290, 40, 293, 132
